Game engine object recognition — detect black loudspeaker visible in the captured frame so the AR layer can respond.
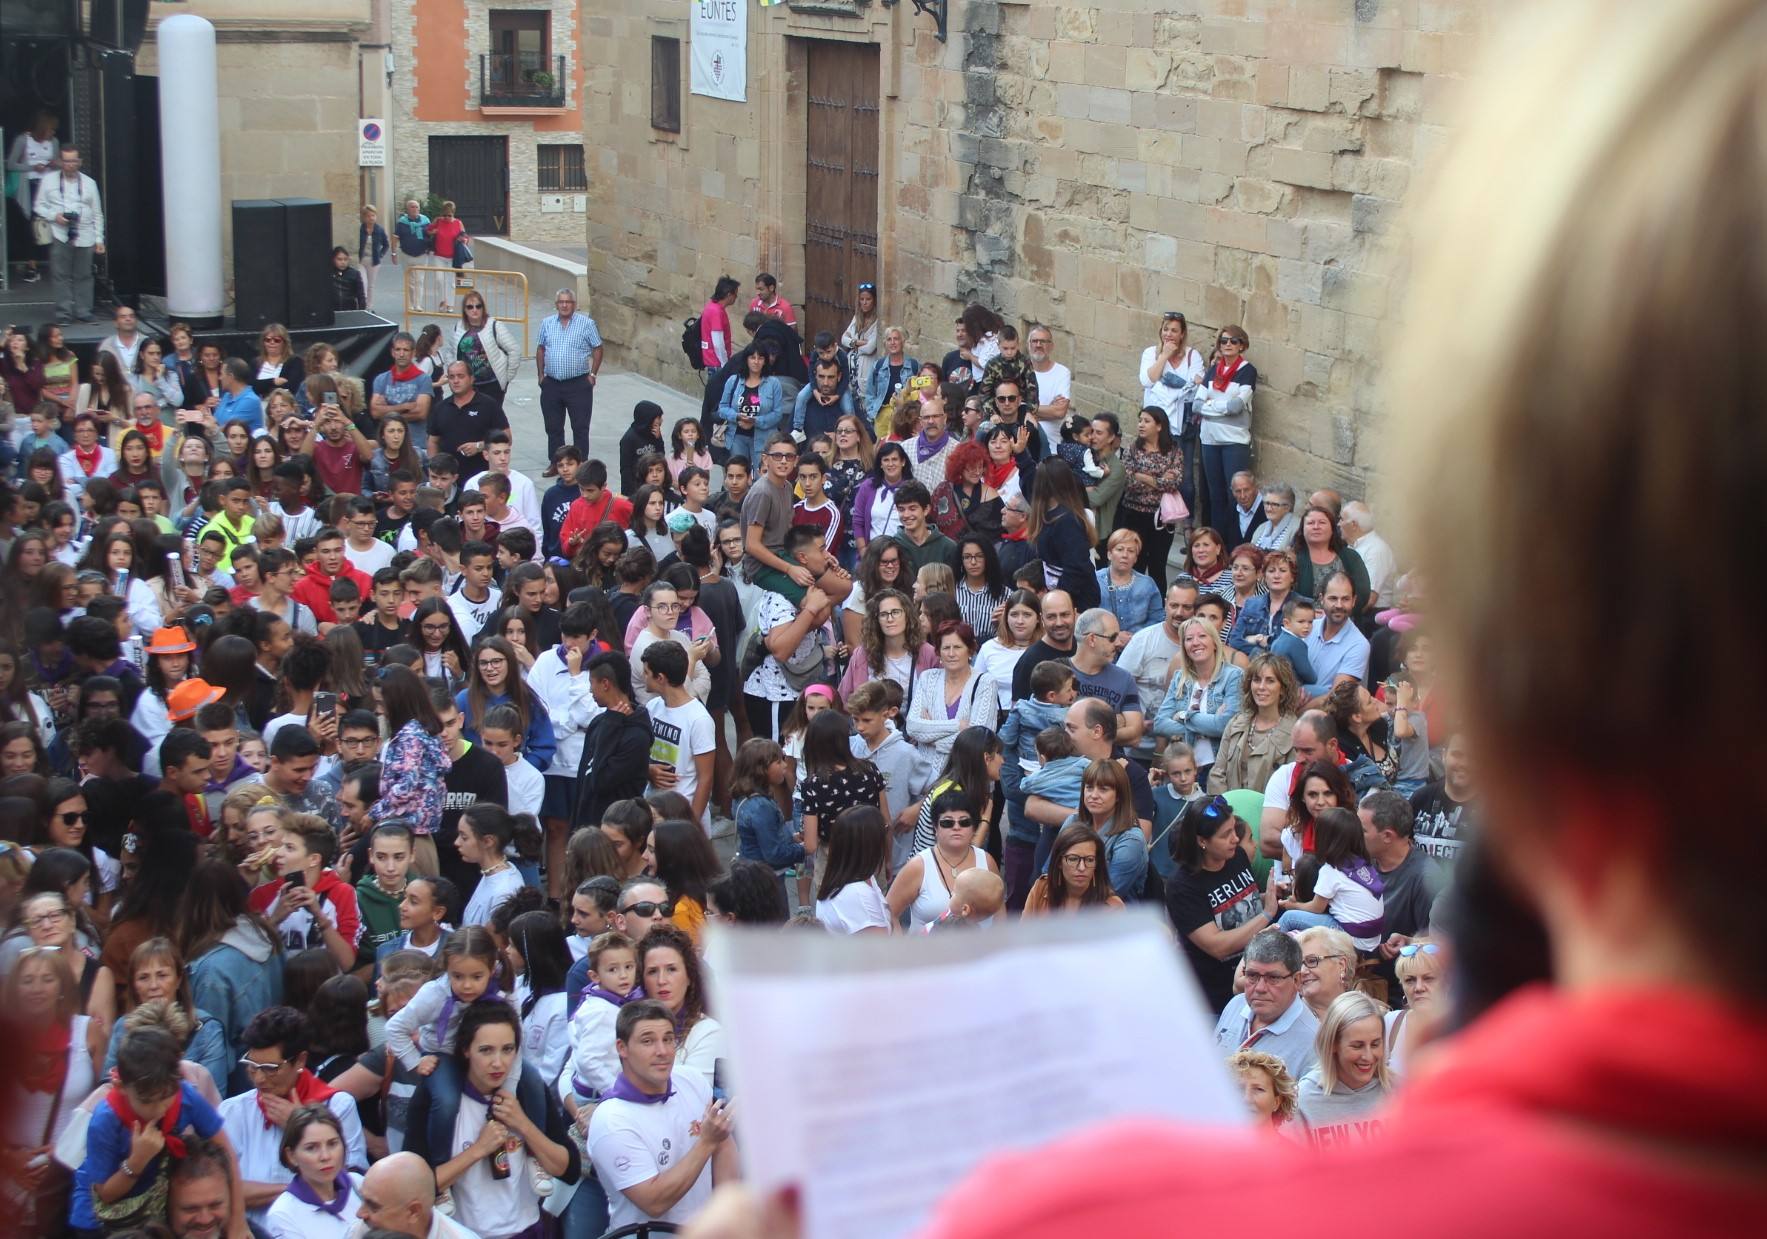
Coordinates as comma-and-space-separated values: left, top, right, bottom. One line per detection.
280, 198, 336, 329
232, 200, 289, 331
90, 0, 151, 51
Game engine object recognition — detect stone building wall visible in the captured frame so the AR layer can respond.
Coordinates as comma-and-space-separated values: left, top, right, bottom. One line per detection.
389, 0, 589, 246
137, 0, 372, 295
582, 0, 1489, 493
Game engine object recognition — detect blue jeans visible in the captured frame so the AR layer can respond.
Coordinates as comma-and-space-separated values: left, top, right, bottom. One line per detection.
1277, 908, 1343, 933
564, 1160, 610, 1234
1031, 822, 1059, 882
1200, 442, 1251, 535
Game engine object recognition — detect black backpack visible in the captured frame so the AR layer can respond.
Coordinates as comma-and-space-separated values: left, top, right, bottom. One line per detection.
681, 316, 705, 370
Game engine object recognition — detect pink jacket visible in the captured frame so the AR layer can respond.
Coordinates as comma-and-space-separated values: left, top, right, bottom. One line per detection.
837, 641, 936, 700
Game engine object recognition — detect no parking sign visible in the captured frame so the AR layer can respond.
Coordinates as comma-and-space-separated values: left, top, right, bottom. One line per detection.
358, 119, 387, 168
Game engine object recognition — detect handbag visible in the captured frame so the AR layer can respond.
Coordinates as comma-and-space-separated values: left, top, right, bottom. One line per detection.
1156, 489, 1189, 529
32, 217, 53, 245
929, 481, 969, 540
454, 237, 475, 266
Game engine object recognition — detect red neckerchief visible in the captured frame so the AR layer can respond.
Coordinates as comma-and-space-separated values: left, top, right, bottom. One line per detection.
389, 361, 424, 384
74, 443, 102, 475
257, 1069, 338, 1128
1288, 754, 1351, 852
1209, 355, 1244, 392
984, 459, 1018, 490
108, 1081, 188, 1158
22, 1020, 72, 1094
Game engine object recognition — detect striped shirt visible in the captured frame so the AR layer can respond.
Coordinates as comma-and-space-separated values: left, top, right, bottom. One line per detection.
955, 581, 1003, 637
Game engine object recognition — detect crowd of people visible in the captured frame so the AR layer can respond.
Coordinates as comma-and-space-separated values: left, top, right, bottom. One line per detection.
0, 225, 1472, 1237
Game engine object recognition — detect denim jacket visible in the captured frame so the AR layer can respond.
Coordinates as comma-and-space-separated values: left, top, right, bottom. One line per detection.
719, 374, 785, 461
736, 793, 805, 872
1096, 568, 1164, 633
1019, 755, 1089, 815
865, 355, 920, 421
998, 697, 1071, 803
1227, 592, 1313, 658
1153, 663, 1246, 751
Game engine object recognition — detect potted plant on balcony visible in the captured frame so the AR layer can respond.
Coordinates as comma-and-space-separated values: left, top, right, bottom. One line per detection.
527, 70, 555, 92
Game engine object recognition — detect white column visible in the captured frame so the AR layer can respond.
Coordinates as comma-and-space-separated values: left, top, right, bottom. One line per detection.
157, 14, 225, 325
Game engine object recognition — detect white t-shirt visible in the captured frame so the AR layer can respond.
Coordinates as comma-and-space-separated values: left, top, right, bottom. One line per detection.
975, 639, 1030, 711
815, 878, 892, 934
645, 696, 716, 829
262, 712, 307, 752
1033, 361, 1073, 423
465, 468, 542, 531
461, 863, 525, 927
1117, 624, 1181, 725
1313, 862, 1384, 950
589, 1069, 716, 1233
344, 538, 395, 576
1185, 681, 1216, 767
448, 584, 504, 642
501, 755, 545, 817
263, 1173, 363, 1239
1263, 761, 1300, 817
451, 1089, 539, 1238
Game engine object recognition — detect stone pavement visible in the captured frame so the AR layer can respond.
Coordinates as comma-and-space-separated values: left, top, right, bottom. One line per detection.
369, 257, 704, 489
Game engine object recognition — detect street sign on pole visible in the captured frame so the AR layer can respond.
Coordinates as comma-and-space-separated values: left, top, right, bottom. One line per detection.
358, 119, 387, 168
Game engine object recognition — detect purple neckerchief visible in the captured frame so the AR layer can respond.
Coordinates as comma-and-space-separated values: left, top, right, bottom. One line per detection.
1335, 859, 1387, 938
602, 1071, 675, 1106
434, 975, 503, 1047
287, 1173, 352, 1217
580, 982, 644, 1009
205, 755, 255, 794
1342, 858, 1386, 898
914, 429, 950, 463
462, 1077, 504, 1107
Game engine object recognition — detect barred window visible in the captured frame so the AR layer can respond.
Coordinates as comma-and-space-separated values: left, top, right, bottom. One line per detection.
651, 36, 681, 133
538, 144, 587, 191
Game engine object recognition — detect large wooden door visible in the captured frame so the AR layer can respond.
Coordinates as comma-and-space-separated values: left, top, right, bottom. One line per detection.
804, 42, 879, 349
429, 135, 509, 236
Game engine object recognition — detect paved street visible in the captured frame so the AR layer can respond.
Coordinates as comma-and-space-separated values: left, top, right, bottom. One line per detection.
368, 261, 702, 488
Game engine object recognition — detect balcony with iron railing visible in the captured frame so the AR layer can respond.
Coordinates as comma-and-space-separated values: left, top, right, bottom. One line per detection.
479, 52, 567, 114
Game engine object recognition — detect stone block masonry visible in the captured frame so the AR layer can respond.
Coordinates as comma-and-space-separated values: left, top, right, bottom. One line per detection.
579, 0, 1490, 495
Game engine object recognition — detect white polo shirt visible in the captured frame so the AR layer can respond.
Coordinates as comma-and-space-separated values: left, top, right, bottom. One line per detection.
589, 1070, 715, 1233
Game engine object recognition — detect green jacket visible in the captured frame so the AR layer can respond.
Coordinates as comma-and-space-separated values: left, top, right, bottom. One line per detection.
355, 875, 404, 967
1086, 451, 1127, 542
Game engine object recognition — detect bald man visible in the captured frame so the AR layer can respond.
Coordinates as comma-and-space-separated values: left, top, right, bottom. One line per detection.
1010, 589, 1079, 703
354, 1151, 483, 1238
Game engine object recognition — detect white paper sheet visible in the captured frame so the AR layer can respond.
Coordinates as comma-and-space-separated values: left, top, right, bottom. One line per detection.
705, 909, 1247, 1239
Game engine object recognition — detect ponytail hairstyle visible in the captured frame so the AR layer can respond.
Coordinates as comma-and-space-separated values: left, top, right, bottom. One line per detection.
439, 924, 501, 978
507, 910, 571, 1016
